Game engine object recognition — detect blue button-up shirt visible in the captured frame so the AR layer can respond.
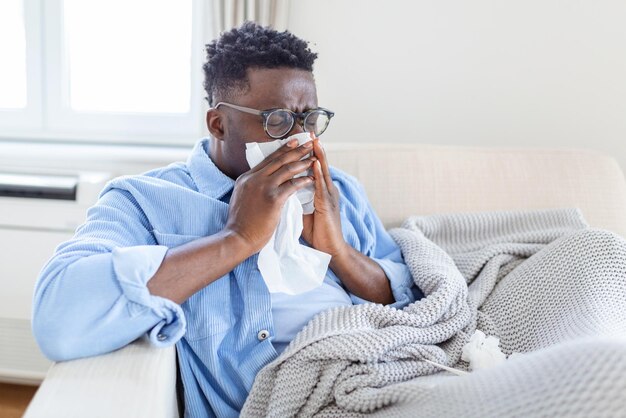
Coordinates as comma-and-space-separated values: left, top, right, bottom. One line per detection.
33, 138, 421, 417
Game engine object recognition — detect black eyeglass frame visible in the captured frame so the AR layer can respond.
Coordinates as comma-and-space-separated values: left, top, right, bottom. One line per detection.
214, 101, 335, 139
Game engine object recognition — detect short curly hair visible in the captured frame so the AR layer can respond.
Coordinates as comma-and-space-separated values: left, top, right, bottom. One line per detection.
203, 21, 318, 106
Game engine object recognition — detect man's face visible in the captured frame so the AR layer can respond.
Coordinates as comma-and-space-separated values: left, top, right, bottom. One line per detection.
207, 67, 318, 179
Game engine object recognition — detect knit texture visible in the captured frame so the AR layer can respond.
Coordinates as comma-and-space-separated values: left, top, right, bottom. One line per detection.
241, 208, 626, 417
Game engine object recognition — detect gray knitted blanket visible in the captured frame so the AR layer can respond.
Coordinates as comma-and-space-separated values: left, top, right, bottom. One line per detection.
241, 208, 626, 417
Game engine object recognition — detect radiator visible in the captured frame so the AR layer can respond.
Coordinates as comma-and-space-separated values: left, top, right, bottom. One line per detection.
0, 170, 110, 385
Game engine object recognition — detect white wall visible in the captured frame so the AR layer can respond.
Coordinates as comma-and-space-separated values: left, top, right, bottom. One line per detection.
289, 0, 626, 170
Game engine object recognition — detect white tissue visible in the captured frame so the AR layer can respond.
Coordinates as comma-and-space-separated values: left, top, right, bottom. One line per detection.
461, 330, 507, 371
244, 133, 331, 295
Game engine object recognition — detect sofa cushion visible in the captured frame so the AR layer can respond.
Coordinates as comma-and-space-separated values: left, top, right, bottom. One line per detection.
326, 143, 626, 238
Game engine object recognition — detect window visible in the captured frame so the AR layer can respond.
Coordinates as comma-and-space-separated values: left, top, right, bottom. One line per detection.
0, 0, 42, 131
0, 1, 28, 109
64, 0, 192, 114
0, 0, 210, 145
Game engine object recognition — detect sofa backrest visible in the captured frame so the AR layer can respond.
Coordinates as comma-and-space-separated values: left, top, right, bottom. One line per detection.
326, 143, 626, 238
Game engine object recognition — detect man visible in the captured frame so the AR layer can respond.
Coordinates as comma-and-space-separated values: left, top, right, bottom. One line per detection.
33, 22, 422, 417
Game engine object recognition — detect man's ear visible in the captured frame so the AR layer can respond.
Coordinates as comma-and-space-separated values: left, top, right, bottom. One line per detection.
206, 109, 225, 140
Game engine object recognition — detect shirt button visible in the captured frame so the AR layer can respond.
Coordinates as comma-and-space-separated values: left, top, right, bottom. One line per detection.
257, 330, 270, 341
157, 333, 167, 341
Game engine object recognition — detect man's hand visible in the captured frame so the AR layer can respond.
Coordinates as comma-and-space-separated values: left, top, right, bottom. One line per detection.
149, 140, 315, 305
300, 138, 394, 304
224, 139, 316, 254
301, 138, 348, 258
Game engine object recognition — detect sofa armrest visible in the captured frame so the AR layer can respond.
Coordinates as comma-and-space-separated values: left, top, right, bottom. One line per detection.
23, 337, 179, 418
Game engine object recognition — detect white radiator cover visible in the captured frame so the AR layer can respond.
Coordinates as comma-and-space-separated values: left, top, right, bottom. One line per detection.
0, 171, 111, 384
0, 140, 191, 385
0, 318, 53, 385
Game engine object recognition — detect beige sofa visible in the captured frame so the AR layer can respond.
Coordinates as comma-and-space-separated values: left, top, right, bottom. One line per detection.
24, 143, 626, 418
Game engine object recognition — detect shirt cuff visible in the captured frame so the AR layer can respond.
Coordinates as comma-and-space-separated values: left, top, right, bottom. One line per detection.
363, 257, 422, 309
112, 245, 187, 347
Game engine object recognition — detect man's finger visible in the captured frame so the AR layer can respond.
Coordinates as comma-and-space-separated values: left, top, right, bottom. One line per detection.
258, 141, 314, 176
270, 158, 317, 186
277, 175, 314, 199
249, 138, 299, 173
313, 138, 333, 189
312, 159, 328, 196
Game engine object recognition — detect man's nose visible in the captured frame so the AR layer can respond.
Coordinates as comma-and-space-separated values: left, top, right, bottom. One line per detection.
285, 120, 306, 137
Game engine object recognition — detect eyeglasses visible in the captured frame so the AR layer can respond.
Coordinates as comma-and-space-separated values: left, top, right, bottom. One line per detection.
214, 102, 334, 139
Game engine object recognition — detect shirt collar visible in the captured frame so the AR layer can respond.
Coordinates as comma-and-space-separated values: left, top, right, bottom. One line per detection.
187, 137, 235, 200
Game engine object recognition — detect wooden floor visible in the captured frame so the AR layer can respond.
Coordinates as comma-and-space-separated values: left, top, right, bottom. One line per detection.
0, 383, 39, 418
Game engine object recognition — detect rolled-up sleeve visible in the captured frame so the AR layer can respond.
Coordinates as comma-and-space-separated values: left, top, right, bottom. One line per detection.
349, 215, 421, 309
371, 256, 415, 309
32, 186, 186, 362
112, 246, 186, 346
